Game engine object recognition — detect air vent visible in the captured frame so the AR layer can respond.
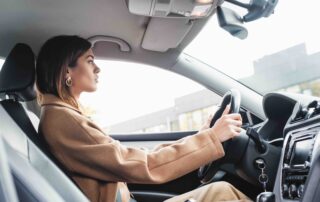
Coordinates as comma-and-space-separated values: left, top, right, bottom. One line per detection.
290, 108, 307, 123
290, 102, 307, 124
308, 100, 320, 118
290, 100, 320, 124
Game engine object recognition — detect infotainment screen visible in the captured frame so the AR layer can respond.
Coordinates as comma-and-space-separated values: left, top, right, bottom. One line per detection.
290, 138, 314, 165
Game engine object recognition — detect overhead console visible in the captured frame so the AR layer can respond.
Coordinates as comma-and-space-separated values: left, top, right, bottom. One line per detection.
128, 0, 220, 18
127, 0, 222, 52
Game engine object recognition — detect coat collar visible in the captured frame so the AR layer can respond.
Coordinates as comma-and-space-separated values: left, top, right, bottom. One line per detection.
40, 94, 82, 114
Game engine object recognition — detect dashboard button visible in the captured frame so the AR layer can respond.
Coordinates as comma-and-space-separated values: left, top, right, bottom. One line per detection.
297, 184, 305, 198
283, 184, 289, 197
289, 184, 297, 199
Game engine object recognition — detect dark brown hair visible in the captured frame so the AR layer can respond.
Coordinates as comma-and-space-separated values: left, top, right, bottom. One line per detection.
36, 35, 91, 108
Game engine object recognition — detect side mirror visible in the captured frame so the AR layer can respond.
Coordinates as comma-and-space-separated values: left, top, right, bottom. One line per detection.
217, 6, 248, 40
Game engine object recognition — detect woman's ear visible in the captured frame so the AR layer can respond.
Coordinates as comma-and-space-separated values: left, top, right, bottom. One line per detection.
65, 68, 72, 81
66, 67, 72, 76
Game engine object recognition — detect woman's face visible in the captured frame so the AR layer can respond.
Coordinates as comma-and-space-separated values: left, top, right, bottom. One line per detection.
67, 49, 100, 98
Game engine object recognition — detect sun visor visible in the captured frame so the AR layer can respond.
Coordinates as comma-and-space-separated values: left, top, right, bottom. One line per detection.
142, 18, 193, 52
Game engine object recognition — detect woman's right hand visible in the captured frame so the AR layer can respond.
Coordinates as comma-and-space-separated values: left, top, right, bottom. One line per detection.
210, 106, 243, 143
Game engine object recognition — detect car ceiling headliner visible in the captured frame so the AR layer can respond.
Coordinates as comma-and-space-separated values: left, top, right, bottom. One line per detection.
0, 0, 211, 69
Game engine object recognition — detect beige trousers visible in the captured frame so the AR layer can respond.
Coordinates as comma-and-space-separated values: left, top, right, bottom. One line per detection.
164, 181, 252, 202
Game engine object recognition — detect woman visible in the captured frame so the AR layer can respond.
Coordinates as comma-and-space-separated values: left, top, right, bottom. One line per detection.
36, 35, 251, 202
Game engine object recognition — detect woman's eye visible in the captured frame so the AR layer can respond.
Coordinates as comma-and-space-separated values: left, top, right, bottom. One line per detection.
88, 60, 94, 64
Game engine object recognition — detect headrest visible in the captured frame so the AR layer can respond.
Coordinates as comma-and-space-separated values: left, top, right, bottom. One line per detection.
0, 43, 36, 101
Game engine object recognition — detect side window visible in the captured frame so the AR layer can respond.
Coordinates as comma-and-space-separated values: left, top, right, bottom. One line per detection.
80, 60, 221, 134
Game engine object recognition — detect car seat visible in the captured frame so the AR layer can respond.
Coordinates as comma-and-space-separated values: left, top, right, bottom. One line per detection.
0, 43, 88, 201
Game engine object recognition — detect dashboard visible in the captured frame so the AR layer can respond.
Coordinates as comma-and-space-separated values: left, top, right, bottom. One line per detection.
260, 93, 320, 202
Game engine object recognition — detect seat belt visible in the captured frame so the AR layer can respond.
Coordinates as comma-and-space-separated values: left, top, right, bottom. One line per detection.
0, 99, 83, 192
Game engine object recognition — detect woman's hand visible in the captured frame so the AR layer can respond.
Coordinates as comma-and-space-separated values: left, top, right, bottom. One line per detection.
201, 105, 242, 143
211, 106, 242, 142
199, 106, 219, 131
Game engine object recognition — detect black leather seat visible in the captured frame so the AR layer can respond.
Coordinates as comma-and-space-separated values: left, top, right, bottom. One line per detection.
0, 43, 88, 202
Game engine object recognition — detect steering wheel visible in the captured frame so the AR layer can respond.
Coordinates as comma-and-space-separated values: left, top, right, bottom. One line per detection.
198, 89, 241, 184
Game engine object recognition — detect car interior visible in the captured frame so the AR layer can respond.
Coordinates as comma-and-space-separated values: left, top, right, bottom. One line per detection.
1, 0, 320, 202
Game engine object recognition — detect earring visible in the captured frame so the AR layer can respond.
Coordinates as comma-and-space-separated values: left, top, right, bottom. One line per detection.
66, 77, 73, 87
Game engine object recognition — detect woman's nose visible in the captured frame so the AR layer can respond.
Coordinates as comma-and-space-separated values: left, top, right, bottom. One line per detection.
95, 65, 100, 74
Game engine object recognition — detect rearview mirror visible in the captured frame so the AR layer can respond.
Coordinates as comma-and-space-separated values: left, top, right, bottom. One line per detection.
225, 0, 278, 22
217, 6, 248, 40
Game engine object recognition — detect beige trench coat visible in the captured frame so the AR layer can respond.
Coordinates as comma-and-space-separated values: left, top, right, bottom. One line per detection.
38, 94, 250, 202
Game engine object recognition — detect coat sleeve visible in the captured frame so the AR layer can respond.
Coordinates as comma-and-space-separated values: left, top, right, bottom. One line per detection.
42, 109, 225, 184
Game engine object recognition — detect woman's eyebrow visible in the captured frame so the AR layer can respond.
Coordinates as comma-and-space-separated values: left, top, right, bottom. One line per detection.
86, 55, 94, 59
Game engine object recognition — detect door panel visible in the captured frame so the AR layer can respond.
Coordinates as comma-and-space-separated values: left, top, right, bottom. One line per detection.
112, 131, 202, 197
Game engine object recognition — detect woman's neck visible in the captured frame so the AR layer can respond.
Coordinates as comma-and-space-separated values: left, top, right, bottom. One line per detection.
70, 88, 81, 101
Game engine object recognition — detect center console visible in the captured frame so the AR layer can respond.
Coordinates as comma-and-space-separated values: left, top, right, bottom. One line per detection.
281, 126, 320, 200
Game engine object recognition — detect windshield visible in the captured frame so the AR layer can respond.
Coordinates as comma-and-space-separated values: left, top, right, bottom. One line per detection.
185, 0, 320, 96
